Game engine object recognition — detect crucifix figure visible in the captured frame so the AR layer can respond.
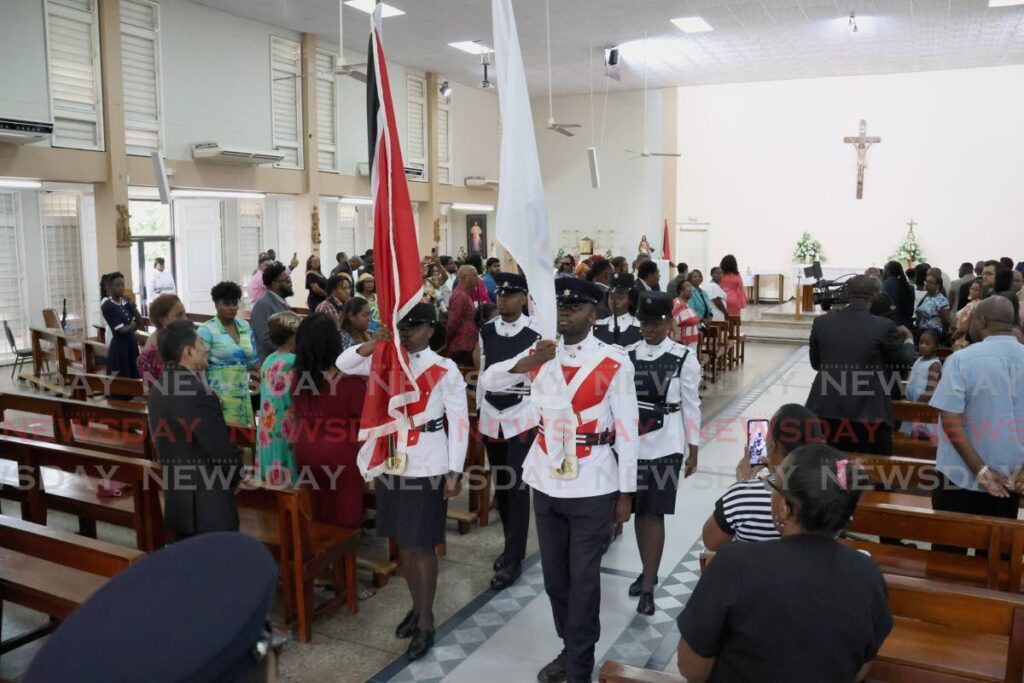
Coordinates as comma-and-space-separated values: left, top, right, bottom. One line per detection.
843, 119, 881, 199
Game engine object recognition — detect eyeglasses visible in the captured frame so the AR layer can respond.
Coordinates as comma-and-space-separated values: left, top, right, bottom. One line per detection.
762, 473, 782, 494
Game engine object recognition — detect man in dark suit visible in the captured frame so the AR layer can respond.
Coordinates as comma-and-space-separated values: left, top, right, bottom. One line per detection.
150, 320, 242, 538
806, 275, 916, 455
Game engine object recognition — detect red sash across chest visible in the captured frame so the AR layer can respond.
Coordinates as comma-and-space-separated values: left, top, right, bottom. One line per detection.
530, 356, 621, 458
404, 364, 448, 447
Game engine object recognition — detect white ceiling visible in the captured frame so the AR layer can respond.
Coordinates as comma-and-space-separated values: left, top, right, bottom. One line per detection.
192, 0, 1024, 96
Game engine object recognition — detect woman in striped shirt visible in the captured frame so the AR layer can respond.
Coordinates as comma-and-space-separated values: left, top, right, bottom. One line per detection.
672, 279, 701, 351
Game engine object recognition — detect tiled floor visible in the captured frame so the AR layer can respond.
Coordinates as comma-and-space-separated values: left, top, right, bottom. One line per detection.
0, 342, 810, 682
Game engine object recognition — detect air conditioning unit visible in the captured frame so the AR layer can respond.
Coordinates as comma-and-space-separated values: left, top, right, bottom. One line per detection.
191, 142, 285, 165
0, 117, 54, 145
356, 161, 369, 177
355, 161, 424, 180
465, 176, 499, 188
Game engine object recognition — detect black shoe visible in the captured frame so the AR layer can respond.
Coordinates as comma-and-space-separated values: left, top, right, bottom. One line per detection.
628, 575, 643, 597
637, 591, 655, 616
490, 560, 522, 590
536, 655, 567, 683
493, 553, 507, 571
395, 609, 419, 639
405, 629, 434, 661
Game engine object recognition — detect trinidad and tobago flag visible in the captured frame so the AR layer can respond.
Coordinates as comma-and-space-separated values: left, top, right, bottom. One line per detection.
357, 6, 423, 479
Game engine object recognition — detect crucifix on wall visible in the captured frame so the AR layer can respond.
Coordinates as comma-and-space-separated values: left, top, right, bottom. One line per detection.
843, 119, 881, 199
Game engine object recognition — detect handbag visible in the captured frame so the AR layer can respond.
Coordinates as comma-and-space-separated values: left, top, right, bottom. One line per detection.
97, 479, 132, 498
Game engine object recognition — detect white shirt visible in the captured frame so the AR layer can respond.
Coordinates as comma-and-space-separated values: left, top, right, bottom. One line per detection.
336, 345, 469, 478
478, 314, 542, 439
438, 272, 457, 314
149, 269, 176, 297
626, 337, 702, 459
479, 332, 639, 498
705, 281, 728, 322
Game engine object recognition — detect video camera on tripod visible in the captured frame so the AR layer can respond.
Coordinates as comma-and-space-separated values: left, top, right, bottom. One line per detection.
804, 261, 853, 311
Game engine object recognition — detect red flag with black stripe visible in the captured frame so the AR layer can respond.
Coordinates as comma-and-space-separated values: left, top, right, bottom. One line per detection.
357, 7, 423, 479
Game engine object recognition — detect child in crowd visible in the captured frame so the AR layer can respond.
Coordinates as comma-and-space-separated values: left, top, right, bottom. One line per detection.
900, 329, 942, 440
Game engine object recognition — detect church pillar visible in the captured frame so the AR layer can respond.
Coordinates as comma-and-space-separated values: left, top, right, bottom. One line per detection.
95, 0, 132, 286
660, 87, 679, 262
423, 72, 442, 256
291, 32, 320, 303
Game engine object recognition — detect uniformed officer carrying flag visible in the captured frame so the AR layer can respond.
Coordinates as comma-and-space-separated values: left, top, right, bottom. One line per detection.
625, 291, 702, 616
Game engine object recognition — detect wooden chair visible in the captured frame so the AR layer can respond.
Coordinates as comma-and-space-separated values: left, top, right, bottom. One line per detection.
726, 315, 746, 365
698, 329, 719, 385
41, 308, 61, 331
706, 321, 733, 373
892, 400, 940, 459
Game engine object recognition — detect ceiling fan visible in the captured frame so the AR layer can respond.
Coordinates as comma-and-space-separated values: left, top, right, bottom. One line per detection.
543, 0, 581, 136
330, 0, 368, 83
626, 28, 680, 159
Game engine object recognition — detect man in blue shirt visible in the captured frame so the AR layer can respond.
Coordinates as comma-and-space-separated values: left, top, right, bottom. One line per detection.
930, 296, 1024, 529
482, 257, 501, 302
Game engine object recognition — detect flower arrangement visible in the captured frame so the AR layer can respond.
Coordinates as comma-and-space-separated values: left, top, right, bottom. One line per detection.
793, 231, 826, 263
890, 225, 925, 268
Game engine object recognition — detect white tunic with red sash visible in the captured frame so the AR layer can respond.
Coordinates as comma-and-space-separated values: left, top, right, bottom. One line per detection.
479, 333, 639, 498
336, 345, 469, 478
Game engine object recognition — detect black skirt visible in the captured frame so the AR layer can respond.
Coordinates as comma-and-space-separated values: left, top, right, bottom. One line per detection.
634, 453, 683, 516
374, 474, 448, 549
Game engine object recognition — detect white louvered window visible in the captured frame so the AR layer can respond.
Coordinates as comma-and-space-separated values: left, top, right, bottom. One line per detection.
437, 97, 453, 185
120, 0, 162, 156
44, 0, 104, 150
40, 193, 87, 336
405, 74, 427, 180
338, 204, 357, 256
270, 37, 303, 169
316, 50, 339, 172
0, 194, 28, 356
238, 200, 263, 285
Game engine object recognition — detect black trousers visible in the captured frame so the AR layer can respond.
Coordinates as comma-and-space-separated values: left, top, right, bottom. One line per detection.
821, 418, 893, 456
533, 489, 617, 679
484, 428, 536, 563
932, 473, 1021, 555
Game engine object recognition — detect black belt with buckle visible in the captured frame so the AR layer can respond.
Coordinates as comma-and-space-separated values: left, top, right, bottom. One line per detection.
417, 417, 445, 433
637, 401, 681, 415
539, 428, 616, 447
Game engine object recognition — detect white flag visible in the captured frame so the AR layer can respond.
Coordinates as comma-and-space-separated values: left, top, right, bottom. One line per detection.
492, 0, 573, 467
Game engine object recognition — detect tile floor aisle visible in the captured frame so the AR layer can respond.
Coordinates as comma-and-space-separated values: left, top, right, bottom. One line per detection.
369, 345, 816, 683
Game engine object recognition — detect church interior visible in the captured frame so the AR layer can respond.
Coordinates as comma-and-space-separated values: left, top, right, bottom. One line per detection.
1, 0, 1024, 681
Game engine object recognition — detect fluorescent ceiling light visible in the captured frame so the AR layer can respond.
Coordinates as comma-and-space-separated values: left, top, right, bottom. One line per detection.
450, 202, 494, 212
0, 178, 42, 189
448, 41, 494, 55
670, 17, 714, 33
172, 189, 265, 200
344, 0, 405, 17
340, 195, 373, 206
989, 0, 1024, 7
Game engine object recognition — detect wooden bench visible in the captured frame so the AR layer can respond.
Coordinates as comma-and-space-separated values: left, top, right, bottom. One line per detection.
707, 321, 735, 373
0, 513, 144, 654
24, 328, 109, 392
892, 400, 939, 460
237, 484, 360, 643
726, 315, 746, 366
845, 499, 1024, 593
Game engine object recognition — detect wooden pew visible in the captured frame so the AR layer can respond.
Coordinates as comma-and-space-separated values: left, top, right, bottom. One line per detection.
845, 500, 1024, 593
237, 484, 360, 643
892, 400, 939, 460
0, 513, 143, 577
23, 328, 108, 394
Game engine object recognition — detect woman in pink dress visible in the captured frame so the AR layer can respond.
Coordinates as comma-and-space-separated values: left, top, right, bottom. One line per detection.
137, 294, 185, 387
719, 254, 749, 318
672, 280, 701, 351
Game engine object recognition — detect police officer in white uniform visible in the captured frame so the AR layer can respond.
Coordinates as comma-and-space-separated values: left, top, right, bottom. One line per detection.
336, 303, 468, 662
593, 272, 642, 348
479, 278, 639, 683
625, 291, 701, 616
479, 273, 542, 590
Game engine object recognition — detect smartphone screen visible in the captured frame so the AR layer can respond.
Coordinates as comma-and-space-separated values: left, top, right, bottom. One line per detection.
747, 419, 769, 465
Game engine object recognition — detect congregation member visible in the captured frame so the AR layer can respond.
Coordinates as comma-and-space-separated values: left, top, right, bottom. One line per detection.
137, 293, 184, 387
330, 251, 352, 277
304, 255, 329, 312
478, 273, 542, 590
252, 261, 294, 362
249, 253, 299, 304
806, 275, 916, 454
593, 272, 642, 347
705, 268, 730, 321
436, 255, 458, 313
665, 262, 689, 300
348, 255, 364, 279
678, 444, 892, 682
465, 254, 493, 304
912, 264, 929, 305
882, 260, 916, 328
992, 266, 1022, 327
291, 314, 368, 529
672, 279, 700, 351
930, 297, 1024, 530
482, 257, 501, 302
338, 303, 469, 661
635, 260, 661, 292
610, 255, 629, 275
626, 292, 701, 616
150, 320, 242, 537
198, 282, 259, 428
148, 257, 176, 297
585, 257, 613, 288
718, 255, 748, 318
354, 273, 381, 332
702, 404, 823, 550
949, 261, 976, 312
479, 278, 640, 683
951, 278, 984, 348
340, 297, 373, 351
555, 255, 575, 278
900, 329, 942, 440
256, 311, 301, 485
314, 274, 352, 328
444, 265, 481, 367
686, 270, 713, 323
914, 270, 951, 338
100, 272, 143, 380
981, 259, 999, 291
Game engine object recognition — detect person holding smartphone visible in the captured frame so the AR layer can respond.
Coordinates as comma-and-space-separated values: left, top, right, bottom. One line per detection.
701, 404, 823, 550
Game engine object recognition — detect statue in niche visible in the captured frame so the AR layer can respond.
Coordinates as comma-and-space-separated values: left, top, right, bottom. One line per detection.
311, 206, 321, 245
116, 204, 131, 246
637, 234, 652, 256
